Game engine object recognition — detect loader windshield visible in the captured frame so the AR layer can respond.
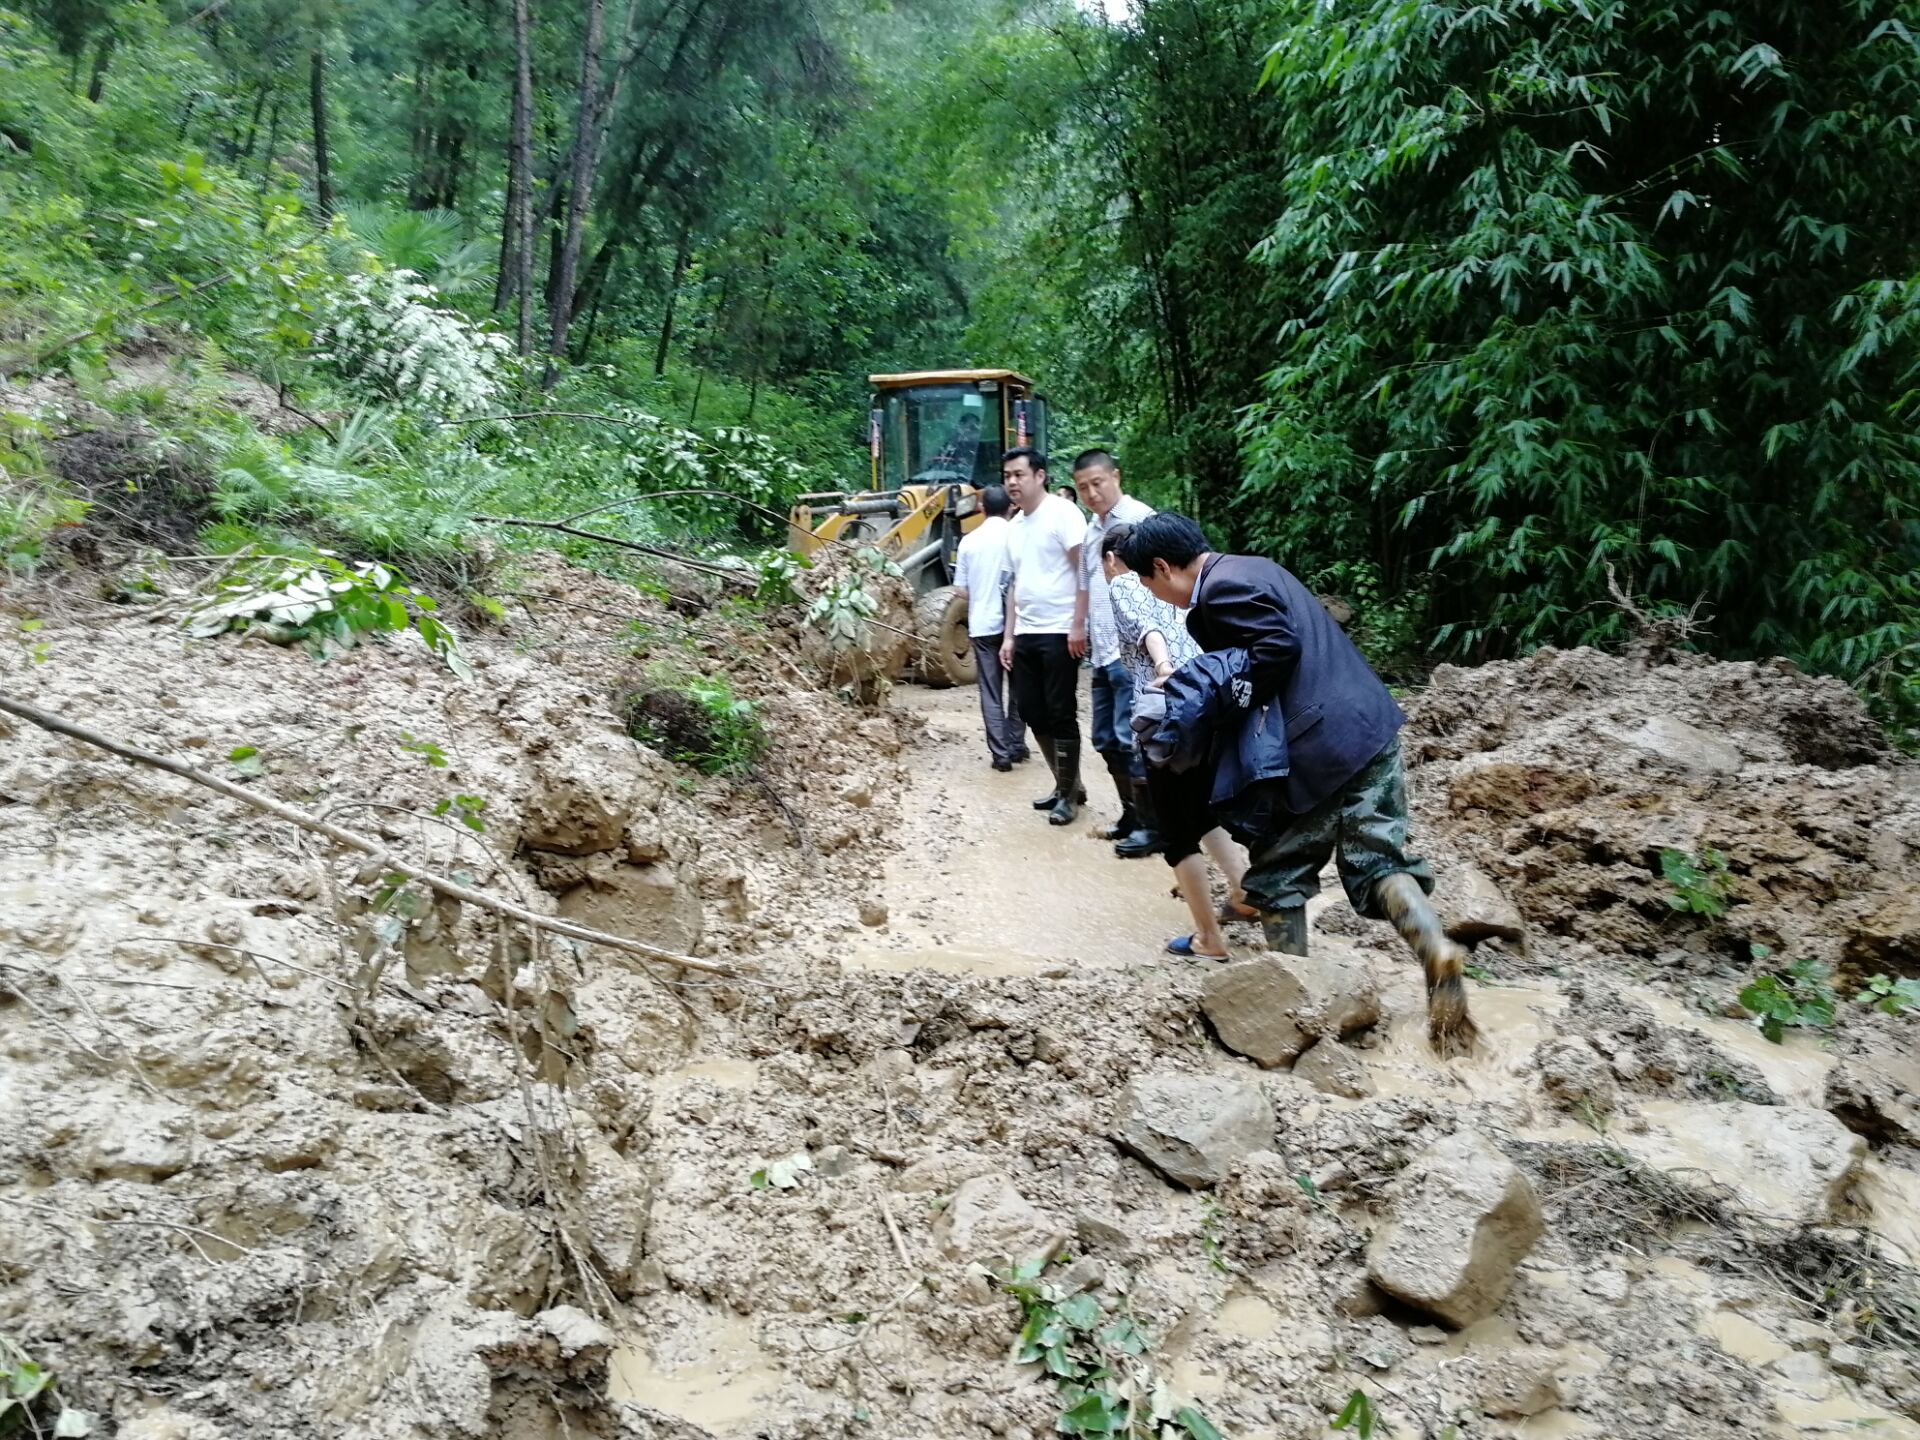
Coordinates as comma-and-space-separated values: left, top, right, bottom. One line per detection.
880, 384, 998, 489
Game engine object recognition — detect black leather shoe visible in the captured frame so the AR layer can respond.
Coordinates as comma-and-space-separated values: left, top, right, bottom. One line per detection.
992, 758, 1013, 772
1048, 792, 1080, 826
1113, 828, 1162, 858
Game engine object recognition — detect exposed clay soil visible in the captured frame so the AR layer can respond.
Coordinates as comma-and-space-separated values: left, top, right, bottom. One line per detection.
3, 558, 1919, 1440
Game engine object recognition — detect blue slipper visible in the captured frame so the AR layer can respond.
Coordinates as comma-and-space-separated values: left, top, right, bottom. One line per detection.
1165, 935, 1229, 960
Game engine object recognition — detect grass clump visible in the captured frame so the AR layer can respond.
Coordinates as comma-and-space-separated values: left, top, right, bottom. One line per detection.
616, 669, 767, 776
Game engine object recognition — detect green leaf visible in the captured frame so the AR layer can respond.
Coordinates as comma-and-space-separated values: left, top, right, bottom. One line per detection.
1175, 1407, 1226, 1440
1057, 1293, 1101, 1330
227, 745, 264, 778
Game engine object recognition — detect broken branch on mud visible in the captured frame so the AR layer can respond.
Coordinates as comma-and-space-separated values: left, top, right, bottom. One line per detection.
0, 691, 733, 978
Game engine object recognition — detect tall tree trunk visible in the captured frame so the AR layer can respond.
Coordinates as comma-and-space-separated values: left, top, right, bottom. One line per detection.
653, 222, 691, 376
511, 0, 537, 353
543, 0, 608, 385
85, 34, 113, 103
576, 250, 615, 358
237, 82, 269, 158
309, 47, 334, 222
262, 91, 284, 179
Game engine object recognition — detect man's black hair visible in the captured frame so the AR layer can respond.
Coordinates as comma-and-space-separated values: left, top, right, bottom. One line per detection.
957, 411, 980, 428
979, 483, 1011, 518
1072, 448, 1118, 473
1099, 520, 1134, 558
1001, 445, 1049, 482
1119, 512, 1211, 576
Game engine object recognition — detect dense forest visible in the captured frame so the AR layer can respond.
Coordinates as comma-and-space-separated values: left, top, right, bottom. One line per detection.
1, 0, 1917, 734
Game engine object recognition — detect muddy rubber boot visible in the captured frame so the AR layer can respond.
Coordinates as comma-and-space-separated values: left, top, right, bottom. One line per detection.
1031, 737, 1062, 809
1114, 775, 1162, 858
1093, 752, 1137, 840
1048, 741, 1084, 826
1374, 872, 1480, 1058
1261, 905, 1309, 956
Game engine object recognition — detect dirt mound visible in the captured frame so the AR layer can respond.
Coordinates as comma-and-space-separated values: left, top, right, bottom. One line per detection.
1407, 646, 1919, 976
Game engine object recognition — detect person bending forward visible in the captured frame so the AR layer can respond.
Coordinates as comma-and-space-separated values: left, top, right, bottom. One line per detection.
1120, 514, 1478, 1056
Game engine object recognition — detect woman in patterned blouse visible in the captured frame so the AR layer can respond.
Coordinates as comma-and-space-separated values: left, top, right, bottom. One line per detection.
1101, 525, 1254, 959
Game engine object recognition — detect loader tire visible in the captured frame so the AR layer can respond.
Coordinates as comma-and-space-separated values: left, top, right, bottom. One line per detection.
914, 586, 975, 689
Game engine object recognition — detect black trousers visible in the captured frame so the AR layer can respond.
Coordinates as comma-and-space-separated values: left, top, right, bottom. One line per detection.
1012, 633, 1080, 753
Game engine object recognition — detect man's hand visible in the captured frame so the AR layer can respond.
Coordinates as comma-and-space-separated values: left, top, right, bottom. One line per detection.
1068, 618, 1087, 660
999, 637, 1014, 671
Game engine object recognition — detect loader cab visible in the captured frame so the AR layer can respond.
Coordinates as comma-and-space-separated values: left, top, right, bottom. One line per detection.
868, 370, 1050, 493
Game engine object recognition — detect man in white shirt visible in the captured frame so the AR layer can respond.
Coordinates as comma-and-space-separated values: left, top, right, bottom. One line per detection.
997, 447, 1089, 824
1072, 449, 1157, 857
950, 484, 1029, 771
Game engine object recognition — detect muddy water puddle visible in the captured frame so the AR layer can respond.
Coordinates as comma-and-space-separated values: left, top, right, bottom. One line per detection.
607, 1306, 779, 1434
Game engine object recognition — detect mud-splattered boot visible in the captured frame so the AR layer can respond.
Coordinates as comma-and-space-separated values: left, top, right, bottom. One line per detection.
1260, 905, 1308, 957
1031, 737, 1063, 810
1374, 872, 1480, 1058
1113, 775, 1161, 858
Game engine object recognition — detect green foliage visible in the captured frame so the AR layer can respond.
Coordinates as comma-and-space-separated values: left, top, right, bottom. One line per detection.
1309, 560, 1427, 681
227, 744, 263, 777
1660, 847, 1734, 919
1740, 954, 1838, 1043
0, 1335, 92, 1437
998, 1256, 1226, 1440
1240, 0, 1920, 736
754, 548, 807, 605
431, 794, 486, 833
183, 550, 473, 677
1331, 1389, 1383, 1438
616, 669, 768, 776
0, 416, 88, 576
1854, 974, 1920, 1017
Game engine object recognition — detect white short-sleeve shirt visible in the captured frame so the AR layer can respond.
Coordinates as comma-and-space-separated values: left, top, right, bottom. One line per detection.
1008, 492, 1088, 635
952, 514, 1014, 638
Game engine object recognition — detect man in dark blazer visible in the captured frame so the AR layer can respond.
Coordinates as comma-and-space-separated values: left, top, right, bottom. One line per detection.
1119, 513, 1477, 1056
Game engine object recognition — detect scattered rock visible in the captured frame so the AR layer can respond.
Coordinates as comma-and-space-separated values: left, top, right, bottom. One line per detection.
1621, 1102, 1867, 1224
520, 728, 668, 854
1075, 1211, 1143, 1257
1349, 1317, 1412, 1372
554, 853, 704, 952
1536, 1036, 1619, 1116
1477, 1349, 1563, 1418
1199, 946, 1379, 1068
1367, 1129, 1544, 1328
1332, 1276, 1389, 1319
933, 1174, 1066, 1268
1826, 1034, 1920, 1147
1583, 1268, 1630, 1303
1829, 1343, 1868, 1380
1444, 864, 1527, 946
1293, 1038, 1375, 1098
858, 898, 888, 928
1111, 1072, 1273, 1188
1605, 713, 1745, 775
1844, 891, 1920, 973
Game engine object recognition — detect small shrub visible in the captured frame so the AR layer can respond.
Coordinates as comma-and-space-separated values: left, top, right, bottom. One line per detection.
1, 1335, 93, 1436
1659, 847, 1734, 919
1739, 950, 1837, 1043
314, 270, 510, 415
616, 670, 767, 775
183, 550, 472, 676
1855, 973, 1920, 1017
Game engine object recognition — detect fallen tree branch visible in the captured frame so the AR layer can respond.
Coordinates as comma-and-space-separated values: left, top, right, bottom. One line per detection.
470, 515, 746, 581
0, 692, 732, 977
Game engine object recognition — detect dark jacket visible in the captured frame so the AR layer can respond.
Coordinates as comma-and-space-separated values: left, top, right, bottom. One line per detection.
1184, 553, 1404, 816
1134, 647, 1295, 842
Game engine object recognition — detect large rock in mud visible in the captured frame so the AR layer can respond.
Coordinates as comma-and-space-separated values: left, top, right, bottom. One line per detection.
1620, 1101, 1866, 1223
520, 728, 671, 855
1367, 1129, 1544, 1328
934, 1174, 1067, 1268
550, 852, 704, 952
1111, 1073, 1273, 1188
1444, 864, 1527, 947
1200, 946, 1379, 1068
1293, 1038, 1375, 1098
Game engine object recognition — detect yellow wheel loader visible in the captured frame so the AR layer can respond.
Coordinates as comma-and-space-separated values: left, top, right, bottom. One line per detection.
787, 369, 1050, 687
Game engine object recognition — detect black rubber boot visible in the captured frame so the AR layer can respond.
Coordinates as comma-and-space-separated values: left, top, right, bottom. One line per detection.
1031, 736, 1062, 809
1113, 775, 1161, 857
1261, 905, 1309, 957
1048, 740, 1084, 825
1093, 752, 1137, 840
